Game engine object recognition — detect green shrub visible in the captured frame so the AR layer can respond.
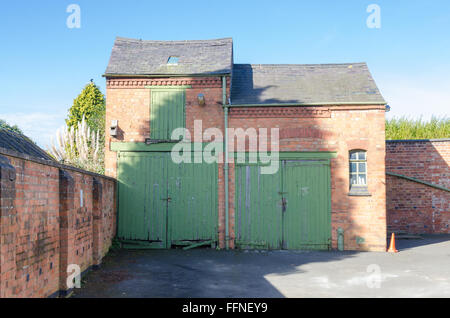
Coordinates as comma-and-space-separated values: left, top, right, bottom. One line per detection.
386, 116, 450, 140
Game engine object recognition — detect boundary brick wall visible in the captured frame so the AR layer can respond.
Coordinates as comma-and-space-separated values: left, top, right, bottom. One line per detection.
386, 139, 450, 234
0, 148, 116, 298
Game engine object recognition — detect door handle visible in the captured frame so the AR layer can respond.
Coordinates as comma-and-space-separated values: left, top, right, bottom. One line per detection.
162, 197, 172, 202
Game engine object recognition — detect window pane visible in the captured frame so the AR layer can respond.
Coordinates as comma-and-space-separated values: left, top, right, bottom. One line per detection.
350, 174, 358, 185
167, 56, 179, 64
358, 152, 366, 160
358, 174, 367, 185
350, 152, 358, 160
350, 163, 357, 172
358, 163, 366, 172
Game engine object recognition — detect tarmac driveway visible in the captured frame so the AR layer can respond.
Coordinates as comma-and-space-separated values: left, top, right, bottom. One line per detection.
72, 235, 450, 298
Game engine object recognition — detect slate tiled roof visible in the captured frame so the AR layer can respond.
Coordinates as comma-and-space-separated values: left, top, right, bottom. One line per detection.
0, 129, 54, 161
105, 37, 233, 76
105, 36, 385, 105
231, 63, 386, 105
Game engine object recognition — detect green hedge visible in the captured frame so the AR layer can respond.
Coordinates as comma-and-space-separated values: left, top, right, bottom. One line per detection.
386, 116, 450, 140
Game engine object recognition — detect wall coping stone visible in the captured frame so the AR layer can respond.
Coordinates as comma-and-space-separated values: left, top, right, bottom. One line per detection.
386, 138, 450, 143
0, 146, 116, 182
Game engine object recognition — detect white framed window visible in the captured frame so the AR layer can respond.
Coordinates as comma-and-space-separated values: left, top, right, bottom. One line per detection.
349, 150, 367, 189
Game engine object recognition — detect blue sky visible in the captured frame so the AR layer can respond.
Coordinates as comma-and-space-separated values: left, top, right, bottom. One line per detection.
0, 0, 449, 147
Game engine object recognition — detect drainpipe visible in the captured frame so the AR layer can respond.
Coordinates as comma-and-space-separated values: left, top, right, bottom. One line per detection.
222, 76, 229, 250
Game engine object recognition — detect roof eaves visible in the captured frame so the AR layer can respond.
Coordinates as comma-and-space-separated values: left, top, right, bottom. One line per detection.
228, 101, 387, 107
103, 72, 232, 78
239, 62, 368, 68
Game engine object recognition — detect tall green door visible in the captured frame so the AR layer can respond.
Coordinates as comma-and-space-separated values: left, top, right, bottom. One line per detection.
235, 163, 283, 249
235, 158, 331, 250
282, 160, 331, 250
117, 152, 168, 248
168, 154, 218, 245
117, 151, 218, 248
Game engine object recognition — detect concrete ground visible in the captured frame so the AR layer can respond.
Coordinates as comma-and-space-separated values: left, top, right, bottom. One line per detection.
72, 235, 450, 298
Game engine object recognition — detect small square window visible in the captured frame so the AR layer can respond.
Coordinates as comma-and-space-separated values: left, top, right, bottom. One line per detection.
167, 56, 179, 65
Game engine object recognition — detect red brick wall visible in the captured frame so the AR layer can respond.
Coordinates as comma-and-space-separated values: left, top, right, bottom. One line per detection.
0, 150, 116, 298
95, 178, 116, 263
386, 140, 450, 234
105, 76, 386, 251
105, 77, 229, 178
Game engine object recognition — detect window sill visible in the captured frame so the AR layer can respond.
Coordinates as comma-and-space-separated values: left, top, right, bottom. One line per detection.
348, 186, 371, 197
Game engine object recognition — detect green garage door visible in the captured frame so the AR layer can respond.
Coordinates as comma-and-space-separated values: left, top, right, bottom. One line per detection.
235, 159, 331, 250
117, 152, 218, 248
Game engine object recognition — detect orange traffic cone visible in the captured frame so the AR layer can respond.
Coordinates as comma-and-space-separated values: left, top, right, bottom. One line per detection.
387, 233, 398, 253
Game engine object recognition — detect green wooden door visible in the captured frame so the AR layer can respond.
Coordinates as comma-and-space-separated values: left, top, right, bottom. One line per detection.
235, 163, 283, 249
117, 151, 218, 248
282, 160, 331, 250
168, 154, 218, 245
150, 89, 185, 140
117, 152, 168, 248
235, 158, 331, 250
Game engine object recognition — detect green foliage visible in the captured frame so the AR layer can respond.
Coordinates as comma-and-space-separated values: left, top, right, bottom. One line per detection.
386, 116, 450, 140
64, 80, 106, 173
66, 80, 106, 134
0, 119, 23, 134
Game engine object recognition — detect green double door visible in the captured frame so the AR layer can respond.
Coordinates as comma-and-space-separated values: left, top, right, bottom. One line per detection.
117, 152, 218, 248
235, 159, 331, 250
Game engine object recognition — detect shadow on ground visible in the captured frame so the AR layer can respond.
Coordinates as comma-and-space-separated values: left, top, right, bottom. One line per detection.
394, 234, 450, 250
72, 235, 450, 298
72, 248, 357, 298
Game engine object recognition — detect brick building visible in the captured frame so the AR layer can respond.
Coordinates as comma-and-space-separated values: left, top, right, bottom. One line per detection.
104, 37, 387, 251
